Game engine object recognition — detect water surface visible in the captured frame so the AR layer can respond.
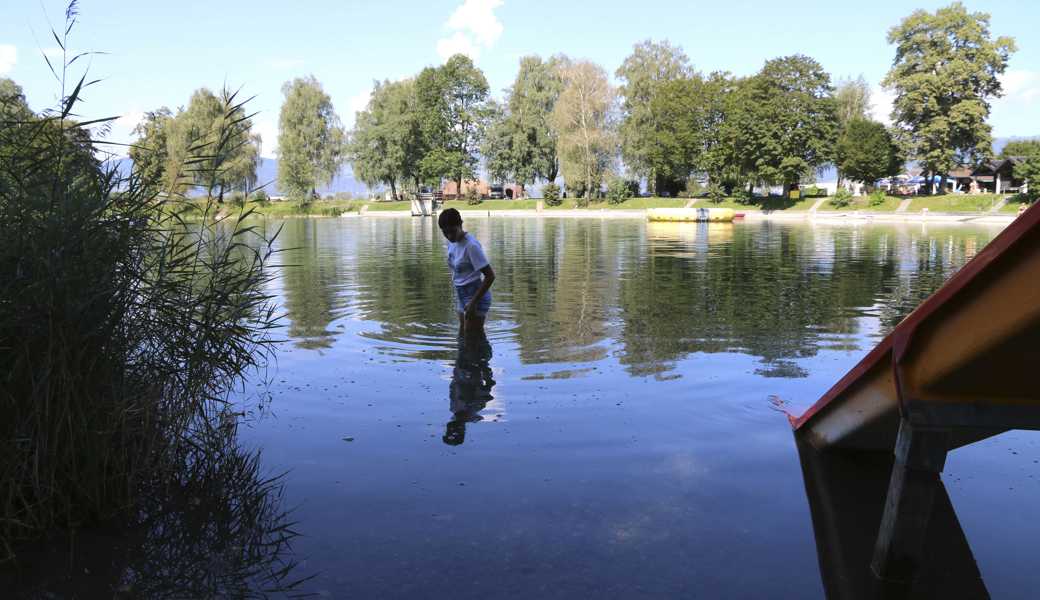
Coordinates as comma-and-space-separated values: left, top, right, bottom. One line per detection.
240, 217, 1039, 598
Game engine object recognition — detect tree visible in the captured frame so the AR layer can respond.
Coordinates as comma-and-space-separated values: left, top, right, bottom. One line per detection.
177, 88, 261, 201
553, 59, 617, 204
415, 54, 490, 196
833, 76, 872, 188
722, 55, 838, 194
1000, 139, 1040, 159
0, 77, 32, 121
481, 55, 564, 197
616, 40, 694, 195
129, 108, 174, 194
1015, 155, 1040, 201
884, 2, 1016, 194
350, 78, 424, 200
278, 76, 346, 200
835, 118, 903, 189
834, 76, 872, 127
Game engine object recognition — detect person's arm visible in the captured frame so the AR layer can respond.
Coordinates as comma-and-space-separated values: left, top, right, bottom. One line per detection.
464, 264, 495, 318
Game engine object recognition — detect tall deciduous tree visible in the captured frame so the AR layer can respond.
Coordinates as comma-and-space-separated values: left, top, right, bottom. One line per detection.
616, 40, 694, 195
179, 88, 261, 201
833, 76, 872, 188
835, 118, 903, 189
722, 55, 838, 194
416, 54, 490, 195
278, 76, 346, 200
884, 2, 1016, 194
350, 78, 424, 200
129, 107, 174, 194
553, 59, 617, 204
482, 55, 564, 197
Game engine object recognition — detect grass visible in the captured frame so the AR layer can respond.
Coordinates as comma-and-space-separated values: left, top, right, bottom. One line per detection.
907, 193, 1007, 213
226, 192, 1026, 217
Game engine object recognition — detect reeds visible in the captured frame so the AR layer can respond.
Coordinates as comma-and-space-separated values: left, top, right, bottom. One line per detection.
0, 2, 282, 558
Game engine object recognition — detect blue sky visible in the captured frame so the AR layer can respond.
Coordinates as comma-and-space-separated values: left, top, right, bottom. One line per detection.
2, 0, 1037, 158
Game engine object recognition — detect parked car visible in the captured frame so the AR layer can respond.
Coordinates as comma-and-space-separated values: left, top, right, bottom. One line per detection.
489, 185, 504, 200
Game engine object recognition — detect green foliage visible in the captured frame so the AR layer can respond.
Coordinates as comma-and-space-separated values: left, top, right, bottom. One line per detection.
542, 182, 561, 206
868, 189, 887, 206
681, 178, 704, 198
607, 176, 633, 204
722, 55, 838, 189
278, 76, 346, 199
416, 54, 490, 192
836, 118, 904, 186
554, 59, 617, 202
1014, 154, 1040, 200
616, 40, 694, 194
182, 88, 262, 200
350, 78, 424, 200
834, 76, 871, 128
999, 139, 1040, 159
464, 186, 482, 205
0, 28, 279, 548
482, 56, 564, 189
252, 189, 269, 203
129, 107, 174, 195
829, 188, 854, 207
707, 182, 726, 204
802, 185, 824, 197
884, 3, 1016, 187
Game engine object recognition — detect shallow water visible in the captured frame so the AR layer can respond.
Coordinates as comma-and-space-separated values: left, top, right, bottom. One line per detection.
239, 217, 1039, 599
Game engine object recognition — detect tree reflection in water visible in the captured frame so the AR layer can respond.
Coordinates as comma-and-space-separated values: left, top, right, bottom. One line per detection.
443, 334, 495, 446
6, 420, 312, 599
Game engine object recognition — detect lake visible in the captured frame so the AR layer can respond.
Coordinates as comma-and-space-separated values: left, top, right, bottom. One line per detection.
238, 216, 1037, 599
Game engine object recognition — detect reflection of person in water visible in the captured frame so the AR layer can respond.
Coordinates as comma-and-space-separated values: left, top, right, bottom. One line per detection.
443, 334, 495, 446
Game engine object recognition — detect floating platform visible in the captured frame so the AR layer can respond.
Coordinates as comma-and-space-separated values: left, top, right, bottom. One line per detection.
646, 207, 735, 222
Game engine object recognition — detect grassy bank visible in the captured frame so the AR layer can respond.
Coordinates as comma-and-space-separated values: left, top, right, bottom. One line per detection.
197, 193, 1031, 218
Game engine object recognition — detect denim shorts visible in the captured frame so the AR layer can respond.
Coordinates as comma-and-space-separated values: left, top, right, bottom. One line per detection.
455, 279, 491, 317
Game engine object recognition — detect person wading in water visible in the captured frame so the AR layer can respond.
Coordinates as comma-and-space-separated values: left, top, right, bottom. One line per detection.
438, 208, 495, 339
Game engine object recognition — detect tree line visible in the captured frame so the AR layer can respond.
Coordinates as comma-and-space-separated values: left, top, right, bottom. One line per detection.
7, 2, 1028, 204
350, 2, 1029, 202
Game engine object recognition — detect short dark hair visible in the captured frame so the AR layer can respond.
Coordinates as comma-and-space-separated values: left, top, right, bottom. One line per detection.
438, 208, 462, 229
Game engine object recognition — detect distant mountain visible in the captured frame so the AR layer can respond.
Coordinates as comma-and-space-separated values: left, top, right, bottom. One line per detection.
103, 156, 383, 198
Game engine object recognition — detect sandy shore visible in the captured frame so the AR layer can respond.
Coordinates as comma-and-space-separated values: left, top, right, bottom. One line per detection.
353, 208, 1017, 225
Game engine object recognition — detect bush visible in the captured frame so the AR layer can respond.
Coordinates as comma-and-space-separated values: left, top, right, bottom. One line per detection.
607, 177, 632, 205
802, 185, 827, 198
227, 191, 247, 206
542, 183, 561, 206
464, 186, 482, 205
829, 188, 853, 208
868, 189, 887, 207
708, 183, 725, 204
252, 189, 269, 203
0, 27, 280, 547
682, 179, 705, 198
735, 188, 755, 204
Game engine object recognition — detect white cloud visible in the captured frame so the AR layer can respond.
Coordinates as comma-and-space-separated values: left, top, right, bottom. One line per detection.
346, 87, 372, 127
1001, 69, 1040, 103
436, 0, 503, 63
0, 44, 16, 74
870, 84, 896, 125
436, 31, 481, 62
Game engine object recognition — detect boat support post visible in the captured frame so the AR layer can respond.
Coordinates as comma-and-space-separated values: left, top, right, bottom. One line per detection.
870, 417, 951, 583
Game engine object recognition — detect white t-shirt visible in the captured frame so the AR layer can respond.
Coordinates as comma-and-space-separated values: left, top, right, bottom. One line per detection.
447, 233, 490, 286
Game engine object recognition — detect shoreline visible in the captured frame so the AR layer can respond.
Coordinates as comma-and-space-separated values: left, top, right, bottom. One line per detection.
350, 208, 1017, 225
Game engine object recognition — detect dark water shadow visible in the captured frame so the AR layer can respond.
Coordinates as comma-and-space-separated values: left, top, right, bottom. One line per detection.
2, 426, 313, 599
796, 440, 988, 599
443, 335, 495, 446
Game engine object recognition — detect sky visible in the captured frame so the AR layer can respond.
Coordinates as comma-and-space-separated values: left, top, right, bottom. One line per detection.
2, 0, 1037, 159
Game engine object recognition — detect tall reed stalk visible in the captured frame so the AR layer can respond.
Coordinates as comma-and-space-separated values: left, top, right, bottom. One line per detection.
0, 2, 281, 558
